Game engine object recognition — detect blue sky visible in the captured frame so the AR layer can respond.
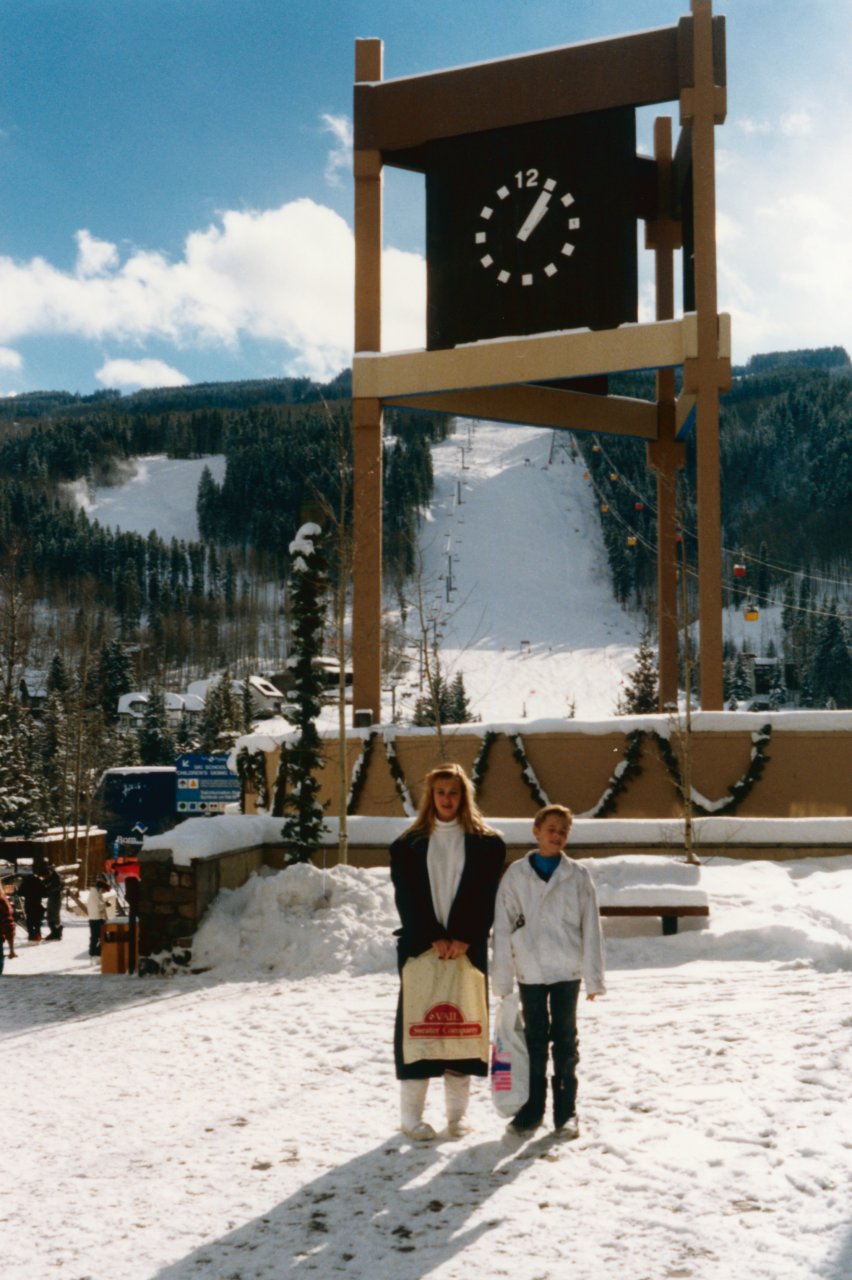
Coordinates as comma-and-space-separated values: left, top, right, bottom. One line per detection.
1, 0, 850, 395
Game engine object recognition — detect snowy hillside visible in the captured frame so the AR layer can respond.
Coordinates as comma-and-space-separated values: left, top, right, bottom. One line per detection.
395, 419, 641, 721
67, 453, 226, 542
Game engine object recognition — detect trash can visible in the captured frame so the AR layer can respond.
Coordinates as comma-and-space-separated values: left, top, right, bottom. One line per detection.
101, 918, 134, 974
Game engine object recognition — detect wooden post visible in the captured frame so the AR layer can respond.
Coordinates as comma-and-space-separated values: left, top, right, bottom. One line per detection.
683, 0, 728, 708
352, 38, 384, 724
646, 115, 685, 710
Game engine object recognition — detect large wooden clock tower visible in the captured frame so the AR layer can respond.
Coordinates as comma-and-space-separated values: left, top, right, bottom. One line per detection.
352, 1, 730, 723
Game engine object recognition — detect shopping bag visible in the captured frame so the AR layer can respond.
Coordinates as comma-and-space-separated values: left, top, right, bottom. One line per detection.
490, 993, 530, 1117
401, 951, 489, 1065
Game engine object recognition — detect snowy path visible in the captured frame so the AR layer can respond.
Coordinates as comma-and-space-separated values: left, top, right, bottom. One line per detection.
4, 856, 852, 1280
4, 965, 849, 1280
401, 420, 640, 723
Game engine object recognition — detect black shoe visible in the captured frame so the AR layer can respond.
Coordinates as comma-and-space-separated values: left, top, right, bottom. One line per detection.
508, 1077, 546, 1134
552, 1075, 577, 1130
555, 1114, 580, 1140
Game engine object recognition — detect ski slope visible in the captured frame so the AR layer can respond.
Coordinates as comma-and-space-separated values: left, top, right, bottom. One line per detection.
399, 419, 640, 722
66, 453, 226, 543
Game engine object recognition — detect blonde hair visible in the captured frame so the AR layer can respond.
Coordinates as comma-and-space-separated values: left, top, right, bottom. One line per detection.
406, 763, 492, 838
533, 804, 574, 829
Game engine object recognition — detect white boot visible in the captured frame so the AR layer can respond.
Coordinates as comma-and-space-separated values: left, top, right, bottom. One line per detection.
444, 1072, 471, 1137
400, 1079, 435, 1142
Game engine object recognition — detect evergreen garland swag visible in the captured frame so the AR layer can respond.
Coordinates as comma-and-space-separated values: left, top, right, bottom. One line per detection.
346, 729, 378, 815
585, 730, 645, 818
510, 735, 550, 808
653, 723, 773, 816
581, 724, 773, 818
383, 733, 416, 817
471, 730, 499, 793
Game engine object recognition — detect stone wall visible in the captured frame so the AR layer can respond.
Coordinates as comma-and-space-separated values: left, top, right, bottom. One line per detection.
139, 844, 271, 963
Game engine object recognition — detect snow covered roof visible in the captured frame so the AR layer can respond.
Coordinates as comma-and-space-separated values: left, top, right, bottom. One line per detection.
117, 693, 149, 714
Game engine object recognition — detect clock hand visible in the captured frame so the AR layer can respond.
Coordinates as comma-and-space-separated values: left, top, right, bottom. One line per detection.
516, 190, 552, 242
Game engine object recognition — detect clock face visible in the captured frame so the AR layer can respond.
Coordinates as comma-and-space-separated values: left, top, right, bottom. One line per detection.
425, 108, 638, 350
474, 169, 582, 289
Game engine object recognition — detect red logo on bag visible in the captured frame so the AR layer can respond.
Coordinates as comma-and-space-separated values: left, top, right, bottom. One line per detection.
410, 1002, 483, 1038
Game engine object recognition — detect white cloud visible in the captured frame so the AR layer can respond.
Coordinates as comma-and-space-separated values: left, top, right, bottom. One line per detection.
96, 357, 190, 390
779, 111, 813, 138
736, 111, 813, 140
75, 229, 120, 277
718, 120, 852, 360
0, 346, 22, 371
737, 117, 773, 136
321, 113, 353, 188
0, 199, 427, 381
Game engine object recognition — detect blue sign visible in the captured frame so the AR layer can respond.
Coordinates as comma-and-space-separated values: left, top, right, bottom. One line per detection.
175, 754, 241, 814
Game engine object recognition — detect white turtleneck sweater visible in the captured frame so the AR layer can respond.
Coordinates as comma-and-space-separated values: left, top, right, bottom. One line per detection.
426, 818, 466, 928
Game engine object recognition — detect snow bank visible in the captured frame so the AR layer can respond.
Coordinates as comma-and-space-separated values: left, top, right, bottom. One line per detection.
187, 855, 852, 980
191, 862, 396, 977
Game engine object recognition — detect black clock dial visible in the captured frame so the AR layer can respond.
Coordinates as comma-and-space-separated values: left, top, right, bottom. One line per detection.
425, 107, 638, 349
474, 170, 582, 287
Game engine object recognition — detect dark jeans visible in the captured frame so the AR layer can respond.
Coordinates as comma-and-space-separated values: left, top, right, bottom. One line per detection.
519, 980, 580, 1089
89, 919, 103, 957
25, 908, 43, 941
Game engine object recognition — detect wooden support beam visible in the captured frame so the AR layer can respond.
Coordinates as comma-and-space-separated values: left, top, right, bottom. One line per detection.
645, 115, 684, 711
354, 317, 698, 400
384, 385, 658, 440
687, 0, 724, 710
352, 38, 384, 726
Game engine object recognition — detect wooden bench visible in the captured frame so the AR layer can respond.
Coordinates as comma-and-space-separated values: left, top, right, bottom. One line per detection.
599, 903, 710, 936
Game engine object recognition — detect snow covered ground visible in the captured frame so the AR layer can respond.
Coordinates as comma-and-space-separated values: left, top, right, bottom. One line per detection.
4, 854, 851, 1280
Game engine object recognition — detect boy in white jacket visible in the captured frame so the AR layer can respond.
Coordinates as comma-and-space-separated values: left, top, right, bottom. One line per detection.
492, 805, 605, 1137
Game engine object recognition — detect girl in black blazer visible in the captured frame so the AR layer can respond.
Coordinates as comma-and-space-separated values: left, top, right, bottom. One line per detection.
390, 763, 506, 1141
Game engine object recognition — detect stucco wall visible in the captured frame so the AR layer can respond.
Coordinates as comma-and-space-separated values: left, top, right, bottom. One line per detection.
245, 720, 851, 820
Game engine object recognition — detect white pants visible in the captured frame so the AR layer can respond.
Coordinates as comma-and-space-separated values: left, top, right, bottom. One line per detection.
400, 1073, 470, 1128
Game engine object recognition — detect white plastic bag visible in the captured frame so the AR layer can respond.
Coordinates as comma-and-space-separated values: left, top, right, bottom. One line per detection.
401, 952, 489, 1066
490, 993, 529, 1117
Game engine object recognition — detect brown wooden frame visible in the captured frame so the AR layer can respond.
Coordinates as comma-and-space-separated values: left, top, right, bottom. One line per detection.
352, 1, 729, 721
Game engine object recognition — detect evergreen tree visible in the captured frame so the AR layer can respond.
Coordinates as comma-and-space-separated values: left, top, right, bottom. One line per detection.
240, 676, 254, 734
46, 651, 71, 703
615, 631, 659, 714
448, 671, 476, 724
768, 664, 788, 711
198, 671, 240, 752
95, 637, 135, 724
729, 652, 752, 702
278, 523, 328, 862
0, 703, 46, 838
37, 692, 73, 824
412, 671, 450, 727
809, 604, 852, 708
138, 686, 175, 765
173, 710, 198, 757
